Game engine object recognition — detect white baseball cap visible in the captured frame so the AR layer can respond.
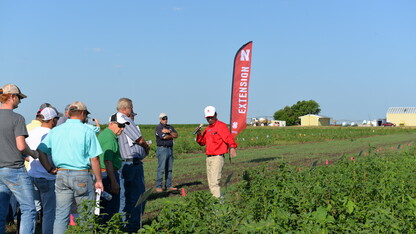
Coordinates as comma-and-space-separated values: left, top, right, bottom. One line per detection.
204, 106, 216, 117
37, 103, 63, 117
159, 113, 167, 118
39, 107, 58, 121
109, 113, 130, 125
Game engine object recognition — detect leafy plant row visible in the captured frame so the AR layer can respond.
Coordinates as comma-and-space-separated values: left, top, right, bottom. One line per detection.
141, 147, 416, 233
106, 124, 412, 156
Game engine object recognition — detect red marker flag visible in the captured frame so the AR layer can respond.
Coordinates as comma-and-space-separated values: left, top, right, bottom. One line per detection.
230, 41, 253, 137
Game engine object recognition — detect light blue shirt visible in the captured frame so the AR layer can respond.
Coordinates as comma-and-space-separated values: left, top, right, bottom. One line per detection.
85, 123, 101, 133
38, 119, 103, 170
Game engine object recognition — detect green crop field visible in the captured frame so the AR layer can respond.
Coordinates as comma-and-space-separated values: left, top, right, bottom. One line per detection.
130, 125, 415, 156
142, 145, 416, 233
136, 126, 416, 233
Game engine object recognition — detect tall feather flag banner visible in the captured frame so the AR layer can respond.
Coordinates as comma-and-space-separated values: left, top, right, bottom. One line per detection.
230, 41, 253, 137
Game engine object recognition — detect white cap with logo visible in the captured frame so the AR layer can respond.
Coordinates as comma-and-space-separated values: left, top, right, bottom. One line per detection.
204, 106, 216, 117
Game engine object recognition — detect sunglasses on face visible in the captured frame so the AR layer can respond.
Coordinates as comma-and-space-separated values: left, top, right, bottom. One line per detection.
162, 117, 168, 120
117, 123, 126, 128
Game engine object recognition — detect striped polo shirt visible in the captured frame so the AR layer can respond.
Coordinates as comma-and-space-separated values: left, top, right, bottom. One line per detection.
117, 113, 146, 160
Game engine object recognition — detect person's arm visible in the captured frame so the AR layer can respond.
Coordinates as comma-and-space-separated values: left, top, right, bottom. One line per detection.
161, 128, 178, 140
218, 125, 238, 158
196, 129, 206, 146
104, 160, 120, 194
93, 118, 100, 128
125, 122, 149, 154
168, 126, 179, 139
170, 131, 178, 139
90, 157, 104, 191
37, 149, 57, 174
16, 136, 39, 159
135, 137, 150, 154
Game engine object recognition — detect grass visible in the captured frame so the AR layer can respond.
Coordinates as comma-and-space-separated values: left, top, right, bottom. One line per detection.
114, 125, 414, 155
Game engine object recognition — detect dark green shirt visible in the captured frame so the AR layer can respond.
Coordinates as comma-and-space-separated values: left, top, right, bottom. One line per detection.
98, 128, 122, 170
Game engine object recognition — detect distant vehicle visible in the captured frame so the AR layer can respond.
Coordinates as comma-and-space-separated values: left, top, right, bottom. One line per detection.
250, 117, 271, 126
269, 120, 286, 127
382, 122, 396, 127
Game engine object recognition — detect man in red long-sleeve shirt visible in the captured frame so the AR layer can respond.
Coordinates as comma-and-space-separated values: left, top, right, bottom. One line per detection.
196, 106, 237, 198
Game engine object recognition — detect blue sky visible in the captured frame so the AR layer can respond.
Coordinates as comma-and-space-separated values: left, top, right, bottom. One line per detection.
1, 1, 415, 125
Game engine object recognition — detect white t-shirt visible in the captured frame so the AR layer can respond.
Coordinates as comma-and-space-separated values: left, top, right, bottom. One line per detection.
26, 126, 55, 180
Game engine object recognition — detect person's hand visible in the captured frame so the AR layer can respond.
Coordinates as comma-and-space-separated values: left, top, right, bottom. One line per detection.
49, 168, 58, 175
94, 118, 100, 127
110, 182, 120, 195
195, 128, 202, 135
95, 180, 104, 192
230, 148, 237, 158
162, 128, 170, 134
144, 142, 150, 154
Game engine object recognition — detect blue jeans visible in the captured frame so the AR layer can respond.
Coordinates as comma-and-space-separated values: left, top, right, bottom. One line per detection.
156, 146, 174, 189
119, 161, 145, 232
7, 194, 18, 223
53, 170, 94, 234
0, 167, 36, 234
32, 177, 56, 234
101, 171, 120, 223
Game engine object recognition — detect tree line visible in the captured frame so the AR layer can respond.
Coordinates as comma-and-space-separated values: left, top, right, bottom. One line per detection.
274, 100, 321, 126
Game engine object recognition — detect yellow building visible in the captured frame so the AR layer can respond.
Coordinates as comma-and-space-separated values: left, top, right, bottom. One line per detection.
386, 107, 416, 126
299, 114, 331, 126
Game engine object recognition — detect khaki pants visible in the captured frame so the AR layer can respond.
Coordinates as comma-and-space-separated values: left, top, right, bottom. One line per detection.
206, 155, 224, 198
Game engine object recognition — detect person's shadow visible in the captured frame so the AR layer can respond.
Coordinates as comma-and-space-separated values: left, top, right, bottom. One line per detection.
246, 157, 279, 163
147, 181, 203, 201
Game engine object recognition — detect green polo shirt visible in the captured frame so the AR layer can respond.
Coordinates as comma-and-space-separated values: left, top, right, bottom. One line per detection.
97, 128, 122, 170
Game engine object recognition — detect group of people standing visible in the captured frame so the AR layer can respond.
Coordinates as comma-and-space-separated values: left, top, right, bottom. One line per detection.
0, 83, 238, 233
